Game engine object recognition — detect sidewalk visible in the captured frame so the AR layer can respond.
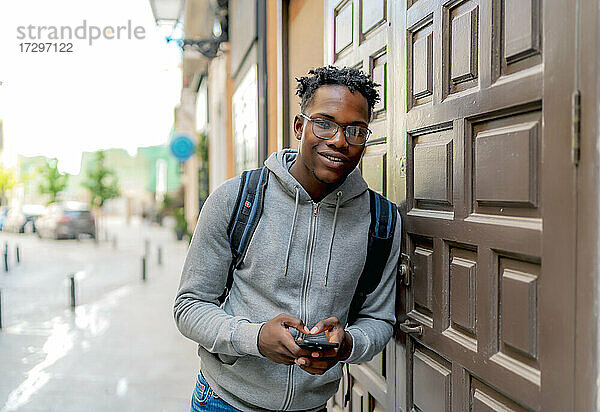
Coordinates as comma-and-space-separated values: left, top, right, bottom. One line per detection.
0, 219, 199, 412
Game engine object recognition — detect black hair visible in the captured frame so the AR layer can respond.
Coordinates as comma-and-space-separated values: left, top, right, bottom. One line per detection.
295, 65, 380, 119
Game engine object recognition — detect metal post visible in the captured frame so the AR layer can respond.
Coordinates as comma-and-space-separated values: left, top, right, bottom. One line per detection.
141, 256, 146, 281
15, 245, 20, 264
69, 274, 76, 308
144, 239, 150, 258
3, 243, 8, 272
157, 246, 162, 266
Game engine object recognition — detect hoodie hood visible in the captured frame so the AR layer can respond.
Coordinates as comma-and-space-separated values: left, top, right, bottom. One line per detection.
264, 149, 369, 206
265, 149, 369, 285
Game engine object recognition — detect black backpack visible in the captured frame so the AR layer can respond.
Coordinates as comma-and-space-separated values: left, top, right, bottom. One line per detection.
220, 166, 397, 326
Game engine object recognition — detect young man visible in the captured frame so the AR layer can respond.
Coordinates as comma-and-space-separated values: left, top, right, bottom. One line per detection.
174, 66, 401, 412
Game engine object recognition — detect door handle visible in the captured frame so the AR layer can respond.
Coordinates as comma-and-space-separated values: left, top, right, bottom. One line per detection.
399, 253, 413, 286
399, 263, 410, 286
398, 320, 423, 336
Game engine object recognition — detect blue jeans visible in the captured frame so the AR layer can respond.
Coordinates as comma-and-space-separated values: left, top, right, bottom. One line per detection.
190, 373, 240, 411
190, 372, 327, 412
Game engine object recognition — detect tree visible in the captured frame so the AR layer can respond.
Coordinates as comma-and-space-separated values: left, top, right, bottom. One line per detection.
0, 164, 16, 206
38, 158, 68, 205
82, 151, 120, 208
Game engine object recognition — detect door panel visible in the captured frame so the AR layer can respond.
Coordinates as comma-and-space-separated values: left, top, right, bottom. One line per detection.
470, 378, 530, 412
325, 1, 393, 411
412, 346, 452, 412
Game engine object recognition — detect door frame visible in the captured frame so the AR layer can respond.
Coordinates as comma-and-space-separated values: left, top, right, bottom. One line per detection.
539, 0, 578, 410
389, 1, 409, 411
575, 0, 600, 409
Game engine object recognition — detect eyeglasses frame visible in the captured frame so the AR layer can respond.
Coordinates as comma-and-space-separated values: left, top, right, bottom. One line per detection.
299, 113, 372, 146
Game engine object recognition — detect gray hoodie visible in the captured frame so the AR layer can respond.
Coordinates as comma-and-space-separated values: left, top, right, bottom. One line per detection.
174, 149, 401, 411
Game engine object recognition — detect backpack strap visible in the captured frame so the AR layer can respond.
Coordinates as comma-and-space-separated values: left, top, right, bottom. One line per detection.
344, 189, 397, 408
219, 166, 269, 304
347, 189, 397, 326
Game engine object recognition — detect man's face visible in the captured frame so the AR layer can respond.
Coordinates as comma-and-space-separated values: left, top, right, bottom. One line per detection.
294, 85, 369, 185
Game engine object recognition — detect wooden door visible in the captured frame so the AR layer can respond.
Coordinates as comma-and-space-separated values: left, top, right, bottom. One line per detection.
324, 0, 576, 410
390, 0, 577, 411
324, 0, 395, 411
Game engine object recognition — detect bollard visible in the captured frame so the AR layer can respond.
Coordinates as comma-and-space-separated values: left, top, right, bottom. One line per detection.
3, 243, 8, 272
112, 235, 117, 250
15, 245, 20, 264
157, 246, 162, 266
141, 256, 146, 281
69, 274, 76, 308
144, 239, 150, 258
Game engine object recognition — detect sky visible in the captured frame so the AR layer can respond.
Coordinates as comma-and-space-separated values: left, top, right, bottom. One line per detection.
0, 0, 183, 174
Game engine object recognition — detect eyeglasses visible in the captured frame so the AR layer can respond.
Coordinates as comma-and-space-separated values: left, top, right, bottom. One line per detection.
299, 113, 372, 146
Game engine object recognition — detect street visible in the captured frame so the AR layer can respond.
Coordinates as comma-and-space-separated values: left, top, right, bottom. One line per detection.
0, 217, 198, 412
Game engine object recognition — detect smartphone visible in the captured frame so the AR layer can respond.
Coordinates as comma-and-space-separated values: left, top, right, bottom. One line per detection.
295, 332, 339, 351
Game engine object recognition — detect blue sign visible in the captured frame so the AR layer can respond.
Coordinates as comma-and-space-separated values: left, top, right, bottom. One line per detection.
170, 135, 196, 161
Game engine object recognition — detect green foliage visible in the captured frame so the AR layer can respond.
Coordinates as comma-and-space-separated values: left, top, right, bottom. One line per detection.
37, 158, 68, 205
196, 132, 209, 203
82, 151, 120, 208
196, 132, 208, 165
174, 207, 187, 232
162, 193, 175, 211
174, 206, 190, 241
0, 164, 16, 206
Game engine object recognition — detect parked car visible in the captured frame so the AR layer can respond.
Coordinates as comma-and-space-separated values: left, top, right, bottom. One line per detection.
0, 207, 8, 230
36, 202, 96, 240
3, 204, 45, 233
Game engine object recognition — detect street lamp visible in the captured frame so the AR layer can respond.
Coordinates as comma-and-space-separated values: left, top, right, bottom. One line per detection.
149, 0, 184, 26
182, 38, 224, 59
180, 1, 228, 59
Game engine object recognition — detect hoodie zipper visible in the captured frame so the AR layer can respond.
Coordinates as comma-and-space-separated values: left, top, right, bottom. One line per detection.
282, 201, 319, 411
302, 202, 319, 324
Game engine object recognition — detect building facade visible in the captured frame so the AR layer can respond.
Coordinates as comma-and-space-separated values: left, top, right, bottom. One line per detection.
174, 1, 600, 410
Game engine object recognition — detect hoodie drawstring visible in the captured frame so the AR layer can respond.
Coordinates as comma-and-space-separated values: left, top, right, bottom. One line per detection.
324, 191, 342, 286
283, 186, 300, 277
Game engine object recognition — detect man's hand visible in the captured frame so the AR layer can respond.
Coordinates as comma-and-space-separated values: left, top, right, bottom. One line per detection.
258, 313, 313, 365
295, 317, 353, 375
